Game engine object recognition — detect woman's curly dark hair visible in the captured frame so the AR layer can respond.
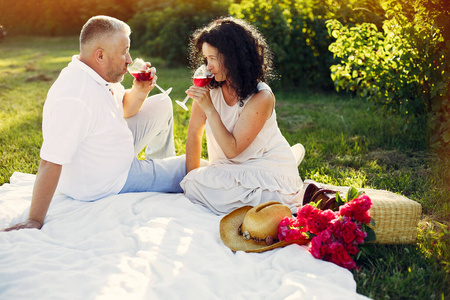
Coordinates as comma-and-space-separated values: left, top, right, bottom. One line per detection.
188, 16, 276, 105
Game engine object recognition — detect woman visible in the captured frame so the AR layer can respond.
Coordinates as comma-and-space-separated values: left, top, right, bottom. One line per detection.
180, 16, 305, 215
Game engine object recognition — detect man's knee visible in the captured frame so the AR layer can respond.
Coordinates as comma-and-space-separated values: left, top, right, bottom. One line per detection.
142, 95, 173, 125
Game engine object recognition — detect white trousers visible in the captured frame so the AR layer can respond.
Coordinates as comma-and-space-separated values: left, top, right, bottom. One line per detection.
119, 93, 186, 194
125, 93, 176, 159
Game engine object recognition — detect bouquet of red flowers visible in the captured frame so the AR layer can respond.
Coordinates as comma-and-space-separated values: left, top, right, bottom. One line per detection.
278, 187, 376, 270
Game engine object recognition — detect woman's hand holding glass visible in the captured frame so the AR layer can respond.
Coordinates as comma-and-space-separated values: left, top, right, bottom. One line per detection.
186, 84, 215, 114
176, 64, 213, 111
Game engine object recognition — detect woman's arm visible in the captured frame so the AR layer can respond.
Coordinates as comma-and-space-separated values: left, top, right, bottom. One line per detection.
186, 100, 207, 173
188, 86, 274, 159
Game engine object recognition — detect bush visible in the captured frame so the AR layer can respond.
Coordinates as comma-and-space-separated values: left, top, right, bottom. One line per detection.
129, 0, 230, 66
130, 0, 388, 89
229, 0, 387, 90
326, 0, 450, 149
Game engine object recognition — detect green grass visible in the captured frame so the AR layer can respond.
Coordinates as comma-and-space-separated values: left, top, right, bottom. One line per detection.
1, 36, 449, 299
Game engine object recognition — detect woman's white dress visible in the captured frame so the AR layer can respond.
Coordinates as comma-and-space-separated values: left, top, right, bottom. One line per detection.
180, 82, 303, 214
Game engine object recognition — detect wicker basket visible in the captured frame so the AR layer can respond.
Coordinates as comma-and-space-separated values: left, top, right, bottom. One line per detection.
321, 184, 422, 244
362, 188, 422, 244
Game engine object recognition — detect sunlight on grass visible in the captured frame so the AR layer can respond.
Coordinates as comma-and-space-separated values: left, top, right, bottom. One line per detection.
418, 220, 450, 272
44, 56, 74, 64
306, 167, 367, 187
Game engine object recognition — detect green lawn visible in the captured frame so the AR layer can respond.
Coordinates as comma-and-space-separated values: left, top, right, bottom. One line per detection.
0, 36, 448, 299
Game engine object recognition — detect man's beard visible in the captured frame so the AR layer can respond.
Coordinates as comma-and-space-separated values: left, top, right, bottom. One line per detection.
106, 61, 125, 83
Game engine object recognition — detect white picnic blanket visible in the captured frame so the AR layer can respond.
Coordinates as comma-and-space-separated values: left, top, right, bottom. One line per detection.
0, 172, 370, 300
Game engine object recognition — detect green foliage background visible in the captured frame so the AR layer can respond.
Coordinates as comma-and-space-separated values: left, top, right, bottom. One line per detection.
229, 0, 386, 90
128, 0, 231, 67
0, 0, 136, 35
327, 0, 450, 151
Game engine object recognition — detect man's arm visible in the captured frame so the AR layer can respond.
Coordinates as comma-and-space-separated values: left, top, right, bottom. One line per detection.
1, 159, 61, 231
122, 64, 156, 118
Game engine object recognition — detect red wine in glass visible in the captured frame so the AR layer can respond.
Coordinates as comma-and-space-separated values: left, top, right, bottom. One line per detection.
176, 65, 213, 111
127, 58, 172, 98
130, 71, 153, 82
193, 77, 213, 87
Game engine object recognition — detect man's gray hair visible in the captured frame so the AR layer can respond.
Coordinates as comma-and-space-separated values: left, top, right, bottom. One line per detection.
80, 15, 131, 50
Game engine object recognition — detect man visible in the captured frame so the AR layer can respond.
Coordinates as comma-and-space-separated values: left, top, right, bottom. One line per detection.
1, 15, 186, 231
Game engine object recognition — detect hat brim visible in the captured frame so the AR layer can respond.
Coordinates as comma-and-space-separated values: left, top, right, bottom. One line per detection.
220, 205, 310, 253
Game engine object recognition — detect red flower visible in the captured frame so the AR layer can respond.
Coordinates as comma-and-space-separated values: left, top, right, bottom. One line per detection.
304, 208, 337, 235
345, 243, 359, 256
341, 219, 357, 244
354, 227, 367, 244
277, 190, 374, 271
309, 234, 323, 259
354, 211, 372, 224
297, 204, 320, 220
278, 217, 308, 242
354, 194, 372, 211
309, 229, 332, 259
339, 194, 372, 224
329, 242, 357, 270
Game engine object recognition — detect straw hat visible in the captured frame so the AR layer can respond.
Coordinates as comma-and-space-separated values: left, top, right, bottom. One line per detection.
220, 201, 309, 253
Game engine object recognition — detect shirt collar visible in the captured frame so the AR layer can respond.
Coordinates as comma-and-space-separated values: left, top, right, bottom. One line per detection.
69, 55, 112, 87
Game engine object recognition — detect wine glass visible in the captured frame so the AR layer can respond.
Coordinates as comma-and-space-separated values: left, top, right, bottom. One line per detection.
127, 58, 172, 99
175, 64, 214, 111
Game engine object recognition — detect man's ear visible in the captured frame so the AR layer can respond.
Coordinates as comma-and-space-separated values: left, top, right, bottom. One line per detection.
94, 48, 105, 65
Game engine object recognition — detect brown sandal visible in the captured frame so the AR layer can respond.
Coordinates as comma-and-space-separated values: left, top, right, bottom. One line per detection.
302, 181, 321, 205
303, 181, 339, 210
309, 189, 338, 210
